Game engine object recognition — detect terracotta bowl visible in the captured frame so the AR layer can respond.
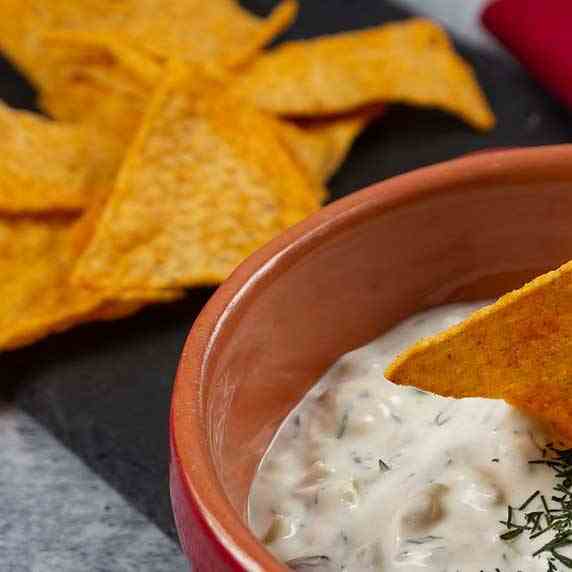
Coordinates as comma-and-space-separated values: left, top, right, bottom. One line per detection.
170, 145, 572, 571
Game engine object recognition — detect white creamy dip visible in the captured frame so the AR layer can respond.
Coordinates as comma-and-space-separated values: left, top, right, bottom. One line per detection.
249, 303, 572, 571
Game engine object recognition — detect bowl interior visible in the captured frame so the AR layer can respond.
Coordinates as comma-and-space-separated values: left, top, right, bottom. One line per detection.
172, 147, 572, 570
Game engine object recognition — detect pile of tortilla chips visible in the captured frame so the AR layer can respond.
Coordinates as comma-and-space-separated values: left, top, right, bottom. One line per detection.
0, 0, 495, 351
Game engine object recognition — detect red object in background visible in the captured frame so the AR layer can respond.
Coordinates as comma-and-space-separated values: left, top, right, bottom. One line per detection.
482, 0, 572, 111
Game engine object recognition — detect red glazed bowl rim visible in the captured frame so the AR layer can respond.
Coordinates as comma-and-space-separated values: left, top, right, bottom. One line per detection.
171, 144, 572, 570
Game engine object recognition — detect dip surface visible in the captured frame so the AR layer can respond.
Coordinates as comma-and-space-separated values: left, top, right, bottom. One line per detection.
248, 303, 567, 571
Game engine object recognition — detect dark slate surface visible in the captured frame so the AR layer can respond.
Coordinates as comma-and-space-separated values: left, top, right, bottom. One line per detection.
1, 0, 571, 542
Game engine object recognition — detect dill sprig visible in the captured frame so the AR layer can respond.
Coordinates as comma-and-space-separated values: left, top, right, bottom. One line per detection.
499, 445, 572, 571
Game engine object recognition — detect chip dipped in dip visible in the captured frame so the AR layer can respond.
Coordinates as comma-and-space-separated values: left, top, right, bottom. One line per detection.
248, 302, 572, 571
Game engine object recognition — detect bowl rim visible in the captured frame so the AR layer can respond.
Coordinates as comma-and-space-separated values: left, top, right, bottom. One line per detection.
170, 144, 572, 571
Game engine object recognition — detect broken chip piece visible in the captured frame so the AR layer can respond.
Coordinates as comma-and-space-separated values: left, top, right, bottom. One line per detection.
385, 260, 572, 444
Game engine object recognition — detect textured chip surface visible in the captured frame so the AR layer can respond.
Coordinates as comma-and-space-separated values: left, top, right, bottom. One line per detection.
385, 261, 572, 444
72, 68, 322, 290
278, 110, 379, 184
0, 213, 182, 351
37, 32, 161, 142
0, 103, 94, 213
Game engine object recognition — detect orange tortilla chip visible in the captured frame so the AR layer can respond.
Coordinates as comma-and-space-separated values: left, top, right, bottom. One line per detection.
232, 19, 495, 130
0, 1, 119, 89
38, 32, 161, 143
278, 109, 381, 185
0, 214, 182, 352
44, 31, 164, 85
0, 96, 180, 350
0, 0, 297, 87
72, 65, 322, 290
385, 261, 572, 444
0, 101, 120, 214
0, 216, 117, 351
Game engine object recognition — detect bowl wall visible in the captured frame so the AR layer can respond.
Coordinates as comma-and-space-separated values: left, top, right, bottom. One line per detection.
171, 145, 572, 571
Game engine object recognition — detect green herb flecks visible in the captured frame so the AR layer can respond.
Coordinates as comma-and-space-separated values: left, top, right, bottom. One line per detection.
378, 458, 391, 472
499, 445, 572, 571
406, 535, 443, 545
336, 411, 349, 439
434, 410, 452, 426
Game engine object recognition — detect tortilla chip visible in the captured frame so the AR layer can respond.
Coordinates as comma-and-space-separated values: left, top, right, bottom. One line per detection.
73, 211, 185, 305
72, 66, 322, 290
0, 0, 108, 88
385, 261, 572, 444
0, 213, 182, 351
66, 147, 185, 304
38, 32, 160, 143
0, 101, 179, 350
0, 101, 109, 214
129, 0, 298, 68
232, 19, 495, 131
278, 109, 381, 185
0, 0, 296, 87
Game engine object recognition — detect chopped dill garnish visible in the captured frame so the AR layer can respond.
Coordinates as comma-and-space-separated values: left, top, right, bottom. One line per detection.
520, 490, 541, 511
434, 411, 452, 426
499, 445, 572, 571
336, 411, 349, 439
286, 555, 331, 570
406, 535, 442, 545
378, 458, 391, 472
500, 528, 524, 541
